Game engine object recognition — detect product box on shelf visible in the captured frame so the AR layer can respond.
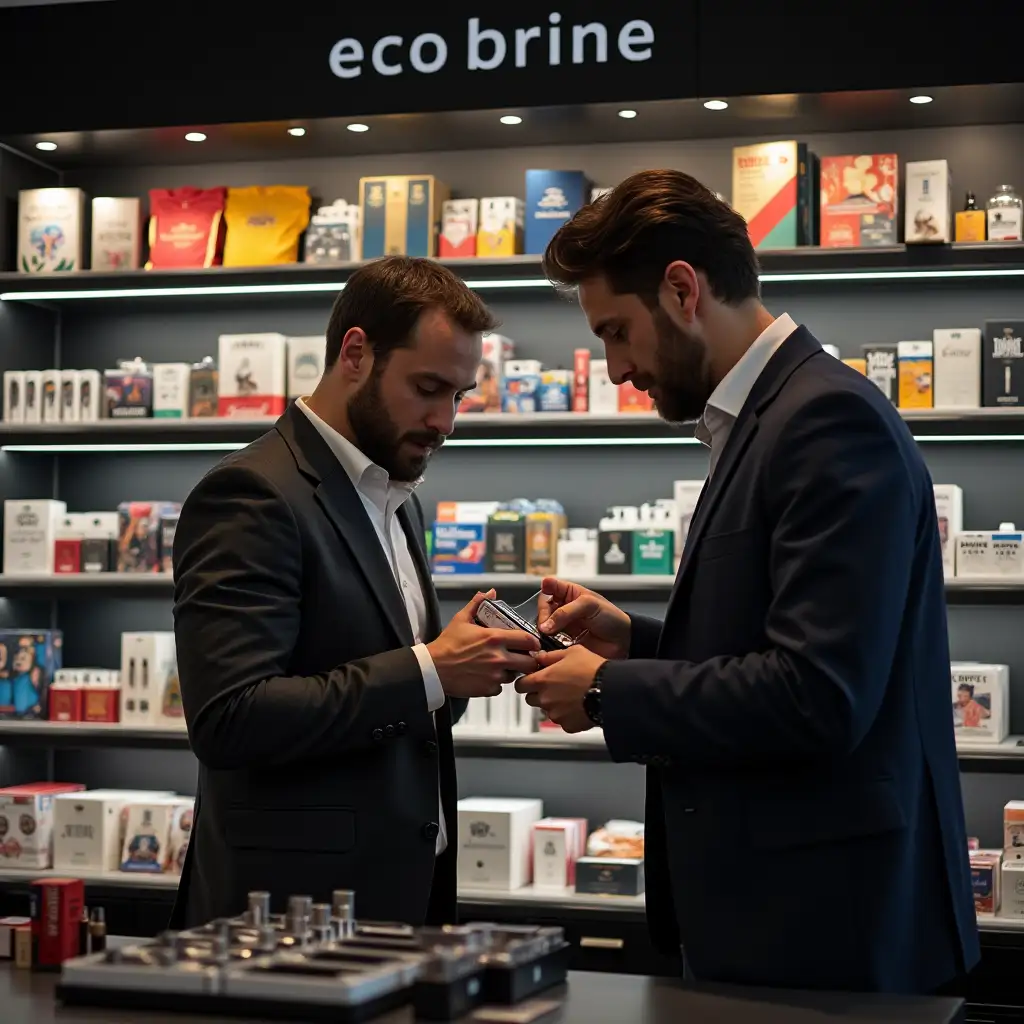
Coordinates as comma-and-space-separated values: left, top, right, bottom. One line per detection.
116, 501, 180, 573
41, 369, 60, 423
588, 359, 618, 415
617, 381, 653, 414
49, 669, 121, 724
359, 175, 449, 258
459, 333, 513, 414
983, 320, 1024, 408
526, 505, 563, 577
731, 141, 817, 249
556, 528, 598, 577
53, 790, 164, 873
633, 526, 674, 576
819, 154, 898, 248
3, 499, 66, 575
3, 371, 24, 423
0, 917, 30, 959
436, 501, 501, 524
477, 197, 524, 257
152, 363, 191, 418
120, 797, 193, 874
431, 523, 486, 575
30, 877, 85, 968
305, 200, 362, 264
18, 188, 85, 273
999, 861, 1024, 918
673, 481, 705, 564
457, 797, 543, 890
147, 187, 227, 269
24, 371, 41, 423
439, 199, 479, 258
951, 663, 1009, 743
223, 186, 311, 267
189, 356, 218, 417
538, 369, 572, 413
933, 329, 982, 409
905, 160, 951, 244
286, 337, 326, 400
533, 818, 588, 890
575, 857, 645, 897
863, 345, 899, 405
54, 514, 86, 574
91, 197, 143, 271
0, 630, 62, 720
955, 524, 1024, 578
0, 782, 85, 868
77, 369, 101, 422
105, 359, 153, 419
524, 170, 591, 255
897, 341, 933, 409
598, 508, 634, 575
60, 369, 81, 423
933, 485, 963, 580
120, 631, 179, 728
1005, 801, 1024, 859
217, 333, 287, 417
485, 510, 526, 575
572, 349, 590, 413
502, 360, 543, 414
971, 849, 1003, 914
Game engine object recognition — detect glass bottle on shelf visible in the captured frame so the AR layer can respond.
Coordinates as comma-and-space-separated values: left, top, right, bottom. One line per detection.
986, 184, 1023, 242
955, 192, 987, 242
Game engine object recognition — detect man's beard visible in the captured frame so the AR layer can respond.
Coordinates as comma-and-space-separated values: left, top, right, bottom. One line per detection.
347, 370, 443, 482
648, 308, 714, 423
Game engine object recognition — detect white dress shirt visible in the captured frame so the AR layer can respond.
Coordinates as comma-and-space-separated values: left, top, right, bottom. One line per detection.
296, 398, 448, 855
694, 313, 798, 475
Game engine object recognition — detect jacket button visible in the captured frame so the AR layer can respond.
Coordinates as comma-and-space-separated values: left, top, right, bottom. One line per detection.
422, 821, 439, 841
371, 728, 384, 742
396, 721, 408, 735
384, 724, 396, 738
422, 740, 438, 756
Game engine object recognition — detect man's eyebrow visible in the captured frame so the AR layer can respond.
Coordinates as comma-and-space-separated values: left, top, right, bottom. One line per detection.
418, 371, 477, 391
592, 317, 617, 339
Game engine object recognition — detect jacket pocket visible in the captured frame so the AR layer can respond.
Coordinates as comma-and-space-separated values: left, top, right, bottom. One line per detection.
696, 526, 756, 563
225, 806, 356, 853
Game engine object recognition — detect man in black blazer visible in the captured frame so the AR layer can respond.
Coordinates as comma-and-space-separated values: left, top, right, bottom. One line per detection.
172, 257, 540, 928
517, 170, 979, 993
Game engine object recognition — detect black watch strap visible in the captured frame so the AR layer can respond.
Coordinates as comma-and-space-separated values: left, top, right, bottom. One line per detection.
583, 662, 608, 727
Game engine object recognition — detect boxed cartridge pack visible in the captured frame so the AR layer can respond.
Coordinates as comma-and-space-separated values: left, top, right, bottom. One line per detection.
556, 528, 598, 577
217, 333, 287, 417
477, 197, 524, 257
533, 818, 588, 890
54, 513, 86, 574
1000, 861, 1024, 917
933, 484, 963, 580
3, 371, 24, 423
30, 876, 85, 967
956, 524, 1024, 578
286, 336, 326, 399
457, 797, 543, 890
633, 526, 675, 575
502, 360, 542, 414
91, 196, 143, 271
526, 503, 564, 577
23, 370, 41, 423
933, 328, 982, 408
304, 199, 362, 264
486, 509, 527, 574
589, 359, 618, 415
983, 320, 1024, 407
3, 498, 66, 575
152, 363, 191, 418
971, 849, 1002, 914
905, 160, 951, 243
897, 340, 933, 409
439, 199, 479, 258
41, 369, 60, 422
863, 344, 899, 405
598, 508, 635, 575
0, 782, 84, 868
575, 857, 645, 897
119, 631, 177, 727
525, 170, 591, 255
732, 141, 818, 249
359, 175, 449, 258
572, 348, 590, 412
18, 188, 85, 273
431, 522, 486, 575
116, 501, 180, 573
59, 369, 81, 422
460, 332, 513, 414
54, 790, 152, 872
76, 369, 100, 422
819, 154, 898, 248
120, 796, 193, 873
538, 369, 571, 413
189, 356, 218, 417
105, 358, 153, 418
952, 662, 1009, 743
673, 480, 706, 564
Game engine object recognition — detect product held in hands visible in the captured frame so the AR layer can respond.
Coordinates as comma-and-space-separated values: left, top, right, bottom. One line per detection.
474, 599, 573, 653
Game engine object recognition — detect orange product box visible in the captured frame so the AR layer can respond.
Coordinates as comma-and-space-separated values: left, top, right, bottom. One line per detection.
820, 154, 898, 248
572, 349, 590, 412
618, 381, 654, 414
48, 685, 82, 722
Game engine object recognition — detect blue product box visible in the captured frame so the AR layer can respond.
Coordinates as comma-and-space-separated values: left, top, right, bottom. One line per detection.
431, 522, 487, 575
538, 370, 571, 412
524, 170, 592, 254
0, 628, 62, 720
359, 175, 449, 258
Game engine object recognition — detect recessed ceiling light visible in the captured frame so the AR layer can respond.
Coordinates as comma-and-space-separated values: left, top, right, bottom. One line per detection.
35, 141, 57, 152
499, 115, 523, 125
184, 132, 207, 143
618, 109, 638, 119
347, 123, 369, 133
287, 127, 306, 137
909, 94, 933, 105
703, 99, 729, 111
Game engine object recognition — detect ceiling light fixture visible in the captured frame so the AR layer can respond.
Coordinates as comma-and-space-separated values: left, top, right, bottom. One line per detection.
35, 141, 57, 152
909, 95, 933, 105
617, 109, 638, 119
703, 99, 729, 111
184, 132, 207, 143
499, 115, 523, 125
287, 127, 306, 137
346, 123, 369, 133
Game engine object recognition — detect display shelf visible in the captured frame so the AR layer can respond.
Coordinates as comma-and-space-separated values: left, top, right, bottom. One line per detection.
2, 244, 1024, 304
0, 866, 178, 889
458, 885, 645, 914
0, 720, 189, 749
955, 737, 1024, 773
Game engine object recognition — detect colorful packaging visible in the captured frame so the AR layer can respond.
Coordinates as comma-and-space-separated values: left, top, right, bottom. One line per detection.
146, 187, 227, 269
439, 199, 479, 258
360, 175, 449, 258
223, 186, 311, 266
30, 877, 85, 966
897, 341, 934, 409
732, 141, 818, 249
116, 501, 181, 574
477, 197, 524, 257
538, 369, 572, 412
105, 359, 153, 418
152, 363, 191, 418
431, 522, 486, 575
1005, 801, 1024, 860
525, 170, 591, 254
526, 504, 564, 576
502, 360, 542, 413
863, 345, 899, 405
189, 356, 218, 417
0, 630, 62, 721
459, 332, 513, 413
91, 197, 143, 270
618, 381, 654, 414
952, 663, 1009, 743
120, 798, 193, 873
304, 200, 362, 263
486, 510, 527, 574
572, 349, 590, 412
819, 155, 898, 248
18, 188, 85, 273
0, 782, 84, 867
217, 333, 287, 417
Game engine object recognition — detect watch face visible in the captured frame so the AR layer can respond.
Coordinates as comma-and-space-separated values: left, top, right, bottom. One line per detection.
584, 686, 603, 726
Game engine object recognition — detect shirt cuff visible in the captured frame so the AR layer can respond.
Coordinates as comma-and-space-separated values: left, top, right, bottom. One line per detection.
413, 643, 446, 713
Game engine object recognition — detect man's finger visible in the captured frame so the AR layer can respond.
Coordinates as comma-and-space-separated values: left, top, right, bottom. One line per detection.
533, 648, 571, 668
455, 589, 496, 623
515, 669, 548, 693
538, 595, 596, 635
489, 628, 540, 652
504, 652, 541, 676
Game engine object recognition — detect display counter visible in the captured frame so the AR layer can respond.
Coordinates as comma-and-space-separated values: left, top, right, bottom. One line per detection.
2, 961, 965, 1024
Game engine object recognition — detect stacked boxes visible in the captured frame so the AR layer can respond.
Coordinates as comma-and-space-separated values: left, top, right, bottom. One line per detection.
0, 783, 85, 868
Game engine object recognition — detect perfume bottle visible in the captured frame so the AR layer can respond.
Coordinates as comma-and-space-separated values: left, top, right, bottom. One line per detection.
987, 184, 1023, 241
956, 192, 987, 242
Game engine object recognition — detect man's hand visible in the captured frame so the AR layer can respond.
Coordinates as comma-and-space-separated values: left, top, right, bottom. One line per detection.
515, 646, 606, 733
537, 577, 631, 660
427, 591, 540, 699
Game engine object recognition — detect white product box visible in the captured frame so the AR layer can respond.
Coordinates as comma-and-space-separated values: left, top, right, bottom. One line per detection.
119, 631, 178, 727
76, 369, 101, 422
53, 791, 136, 872
436, 500, 501, 525
3, 498, 67, 575
287, 336, 326, 399
933, 329, 982, 409
458, 695, 491, 732
933, 484, 963, 580
556, 528, 599, 577
217, 333, 287, 418
485, 687, 511, 734
533, 818, 587, 890
18, 188, 85, 273
1005, 801, 1024, 859
955, 525, 1024, 578
152, 363, 191, 419
904, 160, 951, 244
589, 359, 618, 415
0, 784, 85, 868
673, 480, 706, 565
41, 369, 61, 422
60, 369, 81, 422
999, 861, 1024, 917
952, 662, 1009, 743
457, 797, 543, 890
120, 797, 193, 874
3, 371, 25, 423
23, 371, 42, 424
91, 196, 143, 271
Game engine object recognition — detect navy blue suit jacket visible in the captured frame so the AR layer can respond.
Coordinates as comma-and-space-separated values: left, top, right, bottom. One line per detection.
600, 326, 979, 993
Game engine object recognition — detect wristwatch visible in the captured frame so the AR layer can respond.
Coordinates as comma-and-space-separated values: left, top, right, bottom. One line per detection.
583, 661, 609, 727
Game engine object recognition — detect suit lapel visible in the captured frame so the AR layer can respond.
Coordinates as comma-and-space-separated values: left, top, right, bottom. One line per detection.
399, 501, 442, 640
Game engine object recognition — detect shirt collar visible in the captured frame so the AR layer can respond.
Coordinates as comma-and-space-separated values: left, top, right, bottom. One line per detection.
296, 397, 419, 514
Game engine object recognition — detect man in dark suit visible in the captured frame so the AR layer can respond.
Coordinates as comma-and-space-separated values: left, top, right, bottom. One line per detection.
517, 170, 979, 993
172, 256, 540, 928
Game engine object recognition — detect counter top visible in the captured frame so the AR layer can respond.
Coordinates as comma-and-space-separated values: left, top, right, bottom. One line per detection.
3, 963, 964, 1024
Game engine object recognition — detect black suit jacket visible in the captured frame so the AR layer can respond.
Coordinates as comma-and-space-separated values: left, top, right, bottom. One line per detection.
170, 403, 463, 928
600, 327, 979, 993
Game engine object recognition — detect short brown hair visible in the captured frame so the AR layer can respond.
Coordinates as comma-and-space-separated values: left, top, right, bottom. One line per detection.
543, 169, 760, 305
325, 256, 499, 369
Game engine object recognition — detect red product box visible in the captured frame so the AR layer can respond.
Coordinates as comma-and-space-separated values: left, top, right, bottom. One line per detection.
617, 381, 654, 413
819, 154, 898, 248
572, 349, 590, 412
82, 687, 119, 723
48, 686, 82, 722
30, 877, 84, 968
53, 539, 81, 574
147, 187, 227, 269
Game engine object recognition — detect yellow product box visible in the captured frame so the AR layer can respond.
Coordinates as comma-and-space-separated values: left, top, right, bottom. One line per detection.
842, 358, 867, 375
477, 197, 524, 257
359, 175, 449, 258
526, 506, 566, 576
897, 341, 934, 409
223, 186, 311, 267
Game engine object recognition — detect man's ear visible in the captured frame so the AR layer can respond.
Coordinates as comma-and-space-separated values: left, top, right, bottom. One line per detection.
338, 327, 373, 377
661, 261, 700, 321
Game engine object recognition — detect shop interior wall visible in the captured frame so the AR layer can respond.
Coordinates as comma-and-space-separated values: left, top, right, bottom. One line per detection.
1, 122, 1023, 844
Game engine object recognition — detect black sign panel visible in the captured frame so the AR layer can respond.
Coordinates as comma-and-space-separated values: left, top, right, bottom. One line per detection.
0, 0, 698, 133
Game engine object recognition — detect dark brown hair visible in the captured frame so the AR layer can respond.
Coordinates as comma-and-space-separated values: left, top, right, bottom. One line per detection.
325, 255, 499, 369
543, 169, 760, 306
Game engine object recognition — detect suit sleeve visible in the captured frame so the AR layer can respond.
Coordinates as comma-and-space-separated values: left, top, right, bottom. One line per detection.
601, 391, 918, 765
173, 463, 430, 771
628, 614, 664, 659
